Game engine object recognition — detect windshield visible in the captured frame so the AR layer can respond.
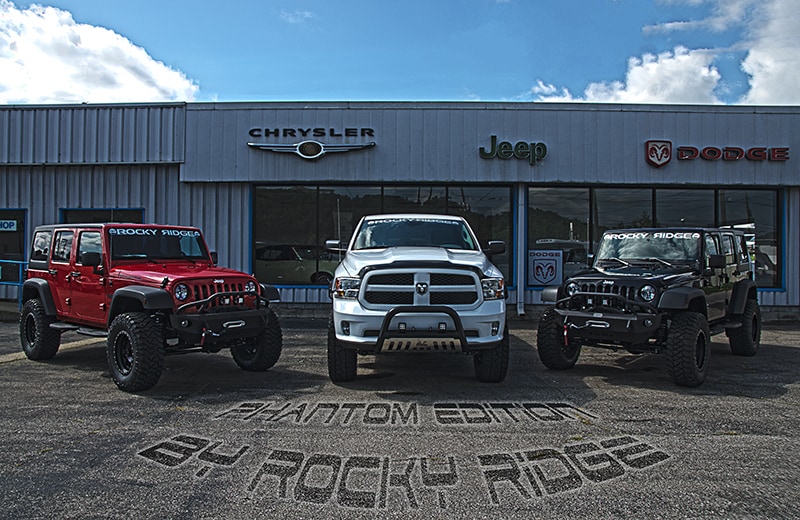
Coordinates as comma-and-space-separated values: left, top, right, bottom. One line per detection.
108, 227, 209, 261
595, 231, 701, 264
353, 218, 478, 250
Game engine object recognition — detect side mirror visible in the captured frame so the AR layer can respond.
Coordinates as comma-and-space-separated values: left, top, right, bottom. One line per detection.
708, 254, 726, 269
210, 251, 218, 265
325, 239, 346, 253
80, 251, 102, 267
484, 241, 505, 256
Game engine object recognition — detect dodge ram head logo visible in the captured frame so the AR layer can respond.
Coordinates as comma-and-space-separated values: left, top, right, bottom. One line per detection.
247, 140, 376, 161
646, 140, 672, 168
533, 259, 557, 285
415, 282, 429, 295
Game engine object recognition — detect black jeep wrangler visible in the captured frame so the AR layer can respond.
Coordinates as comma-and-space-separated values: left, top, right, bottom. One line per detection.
537, 228, 761, 387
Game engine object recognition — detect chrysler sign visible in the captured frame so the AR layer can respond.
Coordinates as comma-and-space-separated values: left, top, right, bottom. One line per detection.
646, 140, 790, 168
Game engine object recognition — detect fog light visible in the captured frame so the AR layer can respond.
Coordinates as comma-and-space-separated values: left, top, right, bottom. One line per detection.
342, 321, 350, 336
180, 319, 190, 328
491, 321, 500, 335
644, 319, 653, 327
438, 322, 447, 332
399, 322, 406, 333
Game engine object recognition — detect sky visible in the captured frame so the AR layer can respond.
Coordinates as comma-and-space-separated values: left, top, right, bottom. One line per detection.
1, 0, 799, 105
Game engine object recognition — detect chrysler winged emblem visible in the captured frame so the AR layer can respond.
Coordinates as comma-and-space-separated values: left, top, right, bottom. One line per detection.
247, 139, 376, 161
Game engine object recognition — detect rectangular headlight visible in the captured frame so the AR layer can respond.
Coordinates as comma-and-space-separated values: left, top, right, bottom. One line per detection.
481, 278, 505, 300
333, 277, 361, 299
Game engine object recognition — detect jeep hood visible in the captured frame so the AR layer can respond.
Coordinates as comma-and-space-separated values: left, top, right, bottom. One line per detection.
574, 266, 696, 286
338, 247, 502, 278
109, 263, 254, 285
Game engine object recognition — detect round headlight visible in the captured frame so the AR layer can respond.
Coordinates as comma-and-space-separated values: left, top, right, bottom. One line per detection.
639, 284, 656, 302
174, 283, 189, 301
565, 282, 580, 297
245, 280, 258, 293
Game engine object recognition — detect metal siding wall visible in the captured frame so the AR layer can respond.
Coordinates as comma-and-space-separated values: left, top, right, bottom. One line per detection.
0, 104, 185, 165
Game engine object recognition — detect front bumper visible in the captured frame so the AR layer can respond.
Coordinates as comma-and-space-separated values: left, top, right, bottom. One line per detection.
553, 293, 662, 344
170, 303, 269, 345
332, 300, 506, 352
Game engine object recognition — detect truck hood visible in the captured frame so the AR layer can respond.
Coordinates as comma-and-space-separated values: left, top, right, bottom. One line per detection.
109, 262, 254, 285
573, 265, 697, 286
338, 247, 502, 278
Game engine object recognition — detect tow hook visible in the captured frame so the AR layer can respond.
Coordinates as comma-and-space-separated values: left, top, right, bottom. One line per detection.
200, 327, 222, 346
563, 324, 569, 346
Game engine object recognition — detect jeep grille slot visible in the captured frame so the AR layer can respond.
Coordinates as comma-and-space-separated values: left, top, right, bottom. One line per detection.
579, 282, 638, 301
190, 281, 246, 307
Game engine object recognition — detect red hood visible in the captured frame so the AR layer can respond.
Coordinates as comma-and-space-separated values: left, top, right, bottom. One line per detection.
108, 262, 255, 286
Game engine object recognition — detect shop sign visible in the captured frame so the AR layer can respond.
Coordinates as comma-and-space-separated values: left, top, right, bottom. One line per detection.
480, 135, 547, 165
0, 220, 17, 231
646, 140, 790, 168
528, 250, 562, 286
248, 140, 376, 161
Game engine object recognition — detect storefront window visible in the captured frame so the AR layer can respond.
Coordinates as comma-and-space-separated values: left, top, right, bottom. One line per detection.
655, 189, 714, 227
0, 209, 25, 283
318, 186, 382, 246
383, 186, 447, 214
447, 186, 513, 279
527, 188, 590, 285
593, 188, 653, 242
718, 189, 780, 288
254, 185, 513, 286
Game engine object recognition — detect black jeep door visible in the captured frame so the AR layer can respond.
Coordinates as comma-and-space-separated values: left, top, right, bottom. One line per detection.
702, 232, 727, 321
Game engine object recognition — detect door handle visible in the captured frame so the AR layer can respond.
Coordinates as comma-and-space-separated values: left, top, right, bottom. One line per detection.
70, 272, 81, 278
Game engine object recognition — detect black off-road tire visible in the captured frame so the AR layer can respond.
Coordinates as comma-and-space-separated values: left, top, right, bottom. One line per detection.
665, 312, 710, 387
20, 299, 61, 360
231, 308, 283, 371
473, 322, 510, 383
537, 308, 581, 370
726, 299, 761, 357
327, 314, 357, 382
107, 312, 164, 392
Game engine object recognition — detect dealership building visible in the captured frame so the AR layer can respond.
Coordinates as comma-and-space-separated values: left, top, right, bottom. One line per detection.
0, 101, 797, 319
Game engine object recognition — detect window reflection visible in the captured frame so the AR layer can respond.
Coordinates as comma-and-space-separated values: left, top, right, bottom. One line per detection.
253, 185, 513, 285
718, 189, 779, 288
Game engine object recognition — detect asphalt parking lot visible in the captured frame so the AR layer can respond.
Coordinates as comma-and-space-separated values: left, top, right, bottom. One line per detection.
1, 315, 798, 519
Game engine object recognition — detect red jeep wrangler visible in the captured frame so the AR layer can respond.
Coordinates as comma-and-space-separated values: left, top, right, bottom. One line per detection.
20, 223, 282, 392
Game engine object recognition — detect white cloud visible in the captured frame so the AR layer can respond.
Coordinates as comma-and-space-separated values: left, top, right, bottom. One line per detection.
532, 47, 722, 104
0, 1, 198, 104
280, 10, 316, 25
531, 0, 799, 105
739, 0, 800, 104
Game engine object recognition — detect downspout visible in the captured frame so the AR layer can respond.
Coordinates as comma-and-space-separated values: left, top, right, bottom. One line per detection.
516, 184, 527, 316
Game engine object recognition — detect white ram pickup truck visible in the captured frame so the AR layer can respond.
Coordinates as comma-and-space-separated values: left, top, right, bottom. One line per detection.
325, 214, 508, 383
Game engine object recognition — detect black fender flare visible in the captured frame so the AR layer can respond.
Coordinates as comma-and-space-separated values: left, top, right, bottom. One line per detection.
260, 283, 280, 303
658, 286, 707, 313
22, 278, 58, 316
108, 286, 173, 324
728, 279, 758, 315
541, 285, 562, 303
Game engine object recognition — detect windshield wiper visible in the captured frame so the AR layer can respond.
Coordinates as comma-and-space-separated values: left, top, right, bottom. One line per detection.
640, 257, 674, 267
599, 257, 630, 267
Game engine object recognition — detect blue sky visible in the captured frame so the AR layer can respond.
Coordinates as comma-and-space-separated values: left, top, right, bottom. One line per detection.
1, 0, 799, 104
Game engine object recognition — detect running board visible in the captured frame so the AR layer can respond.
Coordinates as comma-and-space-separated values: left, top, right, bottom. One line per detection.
49, 323, 79, 332
76, 328, 108, 338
